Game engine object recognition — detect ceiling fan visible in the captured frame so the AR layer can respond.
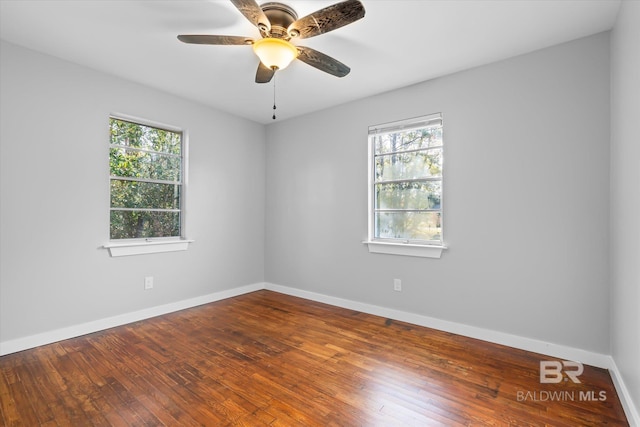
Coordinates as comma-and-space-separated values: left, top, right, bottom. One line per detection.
177, 0, 366, 83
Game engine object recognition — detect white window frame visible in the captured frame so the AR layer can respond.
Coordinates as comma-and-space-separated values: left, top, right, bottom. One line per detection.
364, 113, 446, 258
103, 113, 193, 257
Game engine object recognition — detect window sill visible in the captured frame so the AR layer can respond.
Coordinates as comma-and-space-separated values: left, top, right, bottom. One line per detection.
363, 240, 446, 258
103, 239, 194, 257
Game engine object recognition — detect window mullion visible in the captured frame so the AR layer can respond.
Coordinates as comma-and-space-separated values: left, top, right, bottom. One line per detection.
374, 177, 442, 185
110, 207, 181, 213
375, 208, 441, 212
374, 145, 442, 157
110, 176, 182, 186
110, 144, 182, 159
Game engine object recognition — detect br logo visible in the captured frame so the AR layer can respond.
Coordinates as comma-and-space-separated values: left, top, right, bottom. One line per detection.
539, 360, 584, 383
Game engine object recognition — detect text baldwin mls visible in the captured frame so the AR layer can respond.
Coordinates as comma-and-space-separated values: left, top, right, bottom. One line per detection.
517, 390, 607, 402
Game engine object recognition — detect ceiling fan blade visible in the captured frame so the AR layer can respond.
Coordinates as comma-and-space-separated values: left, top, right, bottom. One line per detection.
255, 62, 275, 83
177, 35, 253, 45
296, 46, 350, 78
287, 0, 365, 39
230, 0, 271, 34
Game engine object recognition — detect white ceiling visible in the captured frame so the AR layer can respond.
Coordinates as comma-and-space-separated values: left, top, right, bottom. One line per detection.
0, 0, 621, 124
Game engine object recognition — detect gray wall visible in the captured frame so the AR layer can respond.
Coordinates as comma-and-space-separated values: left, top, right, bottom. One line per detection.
610, 0, 640, 411
265, 33, 611, 354
0, 41, 266, 342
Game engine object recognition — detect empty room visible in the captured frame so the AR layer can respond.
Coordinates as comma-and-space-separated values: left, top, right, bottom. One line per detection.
0, 0, 638, 425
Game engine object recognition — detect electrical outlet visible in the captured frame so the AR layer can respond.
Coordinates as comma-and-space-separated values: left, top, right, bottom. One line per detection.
144, 276, 154, 290
393, 278, 402, 292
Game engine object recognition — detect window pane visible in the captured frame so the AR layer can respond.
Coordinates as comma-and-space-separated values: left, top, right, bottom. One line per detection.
375, 181, 441, 210
374, 127, 442, 155
110, 210, 180, 239
110, 147, 181, 181
110, 180, 180, 210
110, 118, 181, 154
375, 148, 442, 181
375, 212, 441, 241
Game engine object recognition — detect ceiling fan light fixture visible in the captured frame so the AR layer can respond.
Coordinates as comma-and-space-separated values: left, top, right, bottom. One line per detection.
252, 38, 298, 70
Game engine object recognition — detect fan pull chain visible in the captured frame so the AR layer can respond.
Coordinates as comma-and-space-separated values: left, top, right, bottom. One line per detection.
272, 74, 277, 120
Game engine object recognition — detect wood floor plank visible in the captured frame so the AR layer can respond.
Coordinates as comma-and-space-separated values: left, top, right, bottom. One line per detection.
0, 290, 630, 426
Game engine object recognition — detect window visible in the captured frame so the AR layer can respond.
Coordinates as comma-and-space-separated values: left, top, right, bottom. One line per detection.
366, 113, 444, 257
109, 116, 185, 240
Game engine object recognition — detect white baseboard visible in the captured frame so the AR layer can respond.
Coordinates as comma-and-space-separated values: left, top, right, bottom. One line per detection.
264, 283, 611, 367
3, 281, 607, 364
609, 358, 640, 427
264, 282, 639, 426
0, 282, 265, 356
2, 281, 637, 425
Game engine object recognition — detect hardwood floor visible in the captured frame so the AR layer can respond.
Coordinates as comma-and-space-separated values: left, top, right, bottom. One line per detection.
0, 290, 629, 426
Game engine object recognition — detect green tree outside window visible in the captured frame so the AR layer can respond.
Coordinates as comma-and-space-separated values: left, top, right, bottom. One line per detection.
109, 117, 183, 239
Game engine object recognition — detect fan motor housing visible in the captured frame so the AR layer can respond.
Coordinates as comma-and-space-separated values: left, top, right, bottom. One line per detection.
261, 2, 298, 39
